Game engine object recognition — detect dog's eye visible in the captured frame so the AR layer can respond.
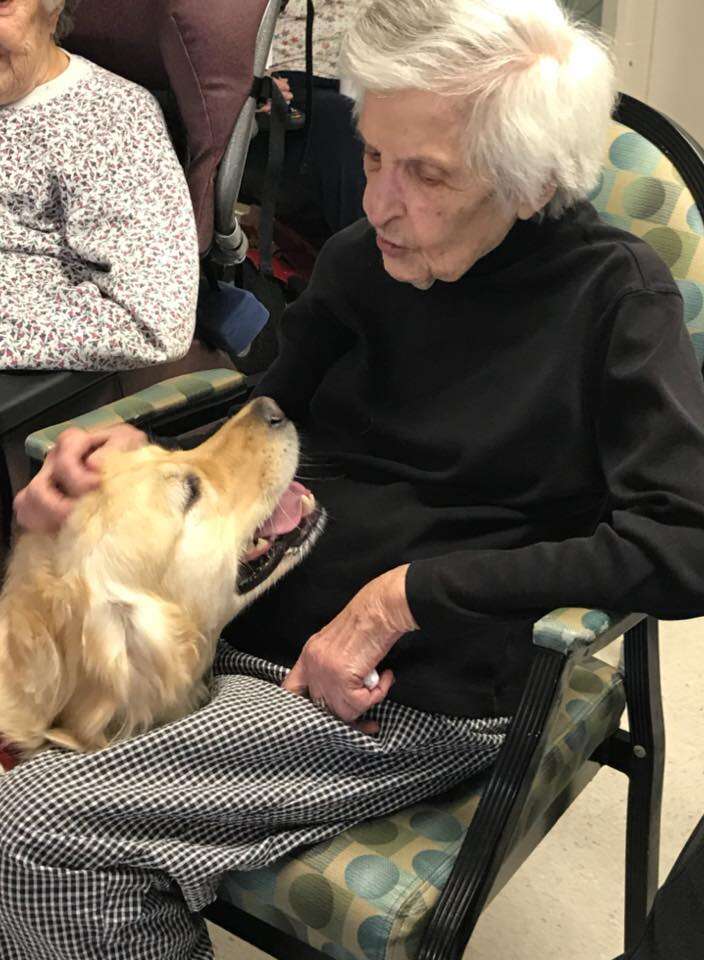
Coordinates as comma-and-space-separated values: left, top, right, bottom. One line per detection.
183, 473, 201, 511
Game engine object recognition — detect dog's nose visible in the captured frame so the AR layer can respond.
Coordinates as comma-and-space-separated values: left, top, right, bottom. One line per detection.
251, 396, 287, 427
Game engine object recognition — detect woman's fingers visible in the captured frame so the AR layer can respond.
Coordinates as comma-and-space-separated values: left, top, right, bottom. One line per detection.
281, 660, 308, 696
13, 426, 147, 535
365, 669, 394, 708
353, 718, 381, 736
12, 430, 97, 534
84, 425, 147, 470
282, 657, 392, 732
50, 429, 105, 497
13, 471, 74, 534
273, 76, 293, 101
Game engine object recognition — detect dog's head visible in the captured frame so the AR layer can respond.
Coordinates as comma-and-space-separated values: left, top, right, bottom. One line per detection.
0, 398, 325, 753
60, 396, 325, 635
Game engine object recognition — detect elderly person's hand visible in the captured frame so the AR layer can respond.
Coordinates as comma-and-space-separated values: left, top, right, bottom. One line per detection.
257, 75, 294, 114
14, 425, 148, 534
282, 565, 418, 730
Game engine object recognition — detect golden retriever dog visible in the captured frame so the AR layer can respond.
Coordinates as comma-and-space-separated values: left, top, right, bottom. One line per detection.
0, 397, 324, 763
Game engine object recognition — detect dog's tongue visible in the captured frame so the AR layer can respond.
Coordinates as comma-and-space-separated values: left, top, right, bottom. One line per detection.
256, 481, 311, 539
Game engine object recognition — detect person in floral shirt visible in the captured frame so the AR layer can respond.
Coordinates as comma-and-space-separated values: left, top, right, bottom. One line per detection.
0, 0, 198, 371
270, 0, 355, 79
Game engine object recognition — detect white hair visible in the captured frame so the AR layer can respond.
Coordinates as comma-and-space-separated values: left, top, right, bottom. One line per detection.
42, 0, 80, 40
340, 0, 617, 218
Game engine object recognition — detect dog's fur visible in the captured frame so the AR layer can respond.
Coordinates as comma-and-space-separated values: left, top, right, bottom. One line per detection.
0, 399, 321, 757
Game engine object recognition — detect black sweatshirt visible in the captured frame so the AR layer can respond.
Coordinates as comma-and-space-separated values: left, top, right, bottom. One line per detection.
227, 202, 704, 717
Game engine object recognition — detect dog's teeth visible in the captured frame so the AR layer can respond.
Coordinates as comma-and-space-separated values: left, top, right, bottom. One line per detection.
245, 537, 271, 561
300, 494, 315, 517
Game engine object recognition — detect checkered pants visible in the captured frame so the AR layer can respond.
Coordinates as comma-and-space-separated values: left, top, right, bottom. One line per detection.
0, 647, 509, 960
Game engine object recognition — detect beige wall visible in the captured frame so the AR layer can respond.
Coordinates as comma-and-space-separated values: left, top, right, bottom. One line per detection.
648, 0, 704, 144
607, 0, 704, 145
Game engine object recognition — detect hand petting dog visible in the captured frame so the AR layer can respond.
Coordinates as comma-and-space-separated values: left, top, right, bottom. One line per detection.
14, 425, 147, 534
282, 565, 418, 731
14, 423, 419, 733
5, 401, 325, 754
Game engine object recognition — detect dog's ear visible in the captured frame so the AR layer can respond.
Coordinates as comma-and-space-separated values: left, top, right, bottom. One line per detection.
0, 566, 89, 751
78, 588, 208, 744
0, 587, 67, 718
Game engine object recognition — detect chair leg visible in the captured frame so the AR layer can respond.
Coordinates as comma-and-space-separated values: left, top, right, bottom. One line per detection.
623, 617, 665, 952
417, 647, 567, 960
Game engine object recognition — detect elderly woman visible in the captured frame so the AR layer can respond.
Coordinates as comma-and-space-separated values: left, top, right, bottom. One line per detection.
0, 0, 198, 369
4, 1, 704, 957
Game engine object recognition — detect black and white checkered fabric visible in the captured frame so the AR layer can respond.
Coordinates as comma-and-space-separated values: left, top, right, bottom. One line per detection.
0, 646, 509, 960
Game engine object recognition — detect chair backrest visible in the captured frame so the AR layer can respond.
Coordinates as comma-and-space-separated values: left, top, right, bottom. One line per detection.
65, 0, 271, 257
590, 93, 704, 369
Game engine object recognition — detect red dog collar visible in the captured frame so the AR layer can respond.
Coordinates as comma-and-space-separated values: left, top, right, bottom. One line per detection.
0, 740, 20, 772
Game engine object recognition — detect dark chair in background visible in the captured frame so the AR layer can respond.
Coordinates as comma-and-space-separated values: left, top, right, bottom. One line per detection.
17, 94, 704, 960
67, 0, 280, 270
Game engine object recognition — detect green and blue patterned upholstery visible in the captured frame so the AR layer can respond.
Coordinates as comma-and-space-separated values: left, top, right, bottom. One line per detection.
533, 606, 623, 656
24, 368, 245, 462
218, 656, 624, 960
589, 120, 704, 366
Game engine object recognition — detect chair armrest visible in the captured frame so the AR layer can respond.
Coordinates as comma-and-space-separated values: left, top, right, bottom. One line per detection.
0, 370, 114, 435
24, 368, 246, 462
533, 607, 645, 659
420, 606, 645, 958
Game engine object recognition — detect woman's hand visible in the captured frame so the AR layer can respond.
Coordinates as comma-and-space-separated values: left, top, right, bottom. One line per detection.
257, 75, 294, 114
13, 424, 147, 534
282, 565, 418, 730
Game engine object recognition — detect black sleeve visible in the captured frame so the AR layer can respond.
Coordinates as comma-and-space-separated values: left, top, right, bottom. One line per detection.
251, 239, 354, 423
406, 289, 704, 630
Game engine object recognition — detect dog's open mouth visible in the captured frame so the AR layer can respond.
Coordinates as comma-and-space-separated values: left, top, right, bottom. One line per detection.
237, 481, 325, 594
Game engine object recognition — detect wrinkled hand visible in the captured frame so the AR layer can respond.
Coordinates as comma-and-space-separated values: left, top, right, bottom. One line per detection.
282, 565, 418, 731
13, 424, 147, 534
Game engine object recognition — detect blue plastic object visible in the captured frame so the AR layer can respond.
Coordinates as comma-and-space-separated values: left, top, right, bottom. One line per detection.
196, 280, 269, 356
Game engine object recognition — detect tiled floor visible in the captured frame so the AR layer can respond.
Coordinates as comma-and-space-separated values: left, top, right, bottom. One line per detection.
209, 618, 704, 960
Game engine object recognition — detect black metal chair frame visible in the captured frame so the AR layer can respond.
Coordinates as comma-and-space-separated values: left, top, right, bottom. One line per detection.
202, 94, 704, 959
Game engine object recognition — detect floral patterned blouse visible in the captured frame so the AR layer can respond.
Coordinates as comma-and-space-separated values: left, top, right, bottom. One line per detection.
269, 0, 356, 80
0, 54, 198, 371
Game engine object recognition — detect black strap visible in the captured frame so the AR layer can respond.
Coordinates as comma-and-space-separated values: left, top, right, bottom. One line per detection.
256, 76, 289, 278
300, 0, 315, 174
248, 0, 315, 278
203, 256, 220, 293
